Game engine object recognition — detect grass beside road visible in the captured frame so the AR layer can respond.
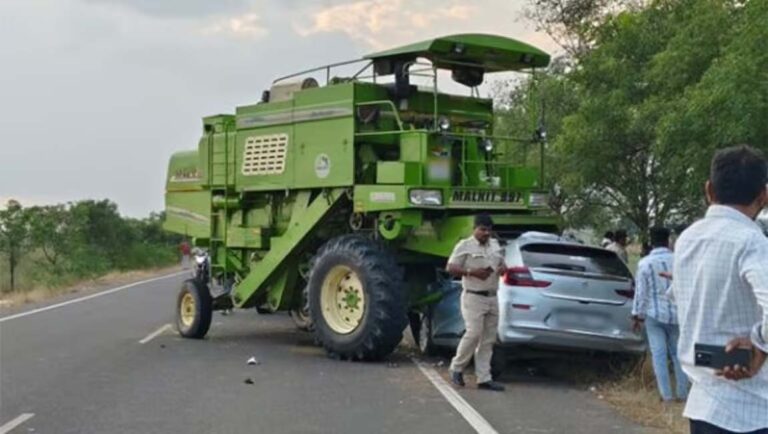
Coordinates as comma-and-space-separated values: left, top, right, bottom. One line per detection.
0, 248, 182, 309
529, 355, 686, 433
0, 264, 182, 309
599, 358, 687, 433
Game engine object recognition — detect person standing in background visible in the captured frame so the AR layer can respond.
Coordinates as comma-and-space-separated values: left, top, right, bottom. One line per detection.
601, 231, 614, 248
632, 227, 689, 402
607, 229, 629, 263
179, 239, 191, 269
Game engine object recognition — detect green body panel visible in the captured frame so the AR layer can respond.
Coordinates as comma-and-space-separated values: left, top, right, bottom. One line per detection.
235, 84, 354, 191
352, 185, 550, 213
231, 188, 346, 309
164, 191, 211, 239
163, 33, 558, 312
403, 214, 562, 258
376, 162, 421, 184
226, 226, 265, 249
164, 151, 210, 238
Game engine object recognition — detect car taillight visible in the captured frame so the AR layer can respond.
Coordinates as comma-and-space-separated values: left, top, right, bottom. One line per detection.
503, 266, 551, 287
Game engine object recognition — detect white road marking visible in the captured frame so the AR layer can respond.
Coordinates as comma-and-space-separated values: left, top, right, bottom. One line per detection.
0, 413, 34, 434
139, 323, 173, 344
413, 359, 499, 434
0, 271, 188, 323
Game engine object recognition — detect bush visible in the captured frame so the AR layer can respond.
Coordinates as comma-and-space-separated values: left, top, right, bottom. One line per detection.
0, 199, 181, 293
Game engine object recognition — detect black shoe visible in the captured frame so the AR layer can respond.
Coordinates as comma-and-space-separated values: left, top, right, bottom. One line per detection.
477, 381, 505, 391
451, 371, 465, 387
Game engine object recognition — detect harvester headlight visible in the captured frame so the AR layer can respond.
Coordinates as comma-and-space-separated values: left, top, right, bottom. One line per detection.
409, 189, 443, 206
482, 138, 494, 153
437, 116, 451, 131
529, 192, 549, 208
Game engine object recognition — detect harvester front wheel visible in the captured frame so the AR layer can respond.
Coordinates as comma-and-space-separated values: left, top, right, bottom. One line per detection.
308, 235, 407, 360
289, 285, 313, 332
417, 312, 438, 356
176, 278, 212, 339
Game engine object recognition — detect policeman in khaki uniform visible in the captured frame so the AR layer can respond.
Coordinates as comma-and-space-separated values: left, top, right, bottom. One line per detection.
446, 214, 507, 391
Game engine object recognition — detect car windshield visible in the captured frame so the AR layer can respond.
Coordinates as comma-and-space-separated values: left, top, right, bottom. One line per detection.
520, 243, 631, 279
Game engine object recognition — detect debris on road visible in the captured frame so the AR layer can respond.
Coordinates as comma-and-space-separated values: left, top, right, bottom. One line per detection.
160, 344, 166, 349
387, 361, 399, 368
244, 378, 255, 385
247, 357, 261, 365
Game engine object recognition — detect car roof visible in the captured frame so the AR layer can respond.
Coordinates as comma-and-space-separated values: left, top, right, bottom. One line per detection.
511, 231, 615, 253
506, 232, 628, 274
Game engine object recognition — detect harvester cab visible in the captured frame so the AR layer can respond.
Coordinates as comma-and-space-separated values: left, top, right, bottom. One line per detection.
164, 34, 560, 360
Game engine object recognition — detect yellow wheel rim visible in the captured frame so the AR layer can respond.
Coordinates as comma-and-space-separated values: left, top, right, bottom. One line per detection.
180, 292, 196, 328
320, 265, 366, 334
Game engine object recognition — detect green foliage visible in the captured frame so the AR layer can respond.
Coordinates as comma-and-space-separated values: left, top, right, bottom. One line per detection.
501, 0, 764, 238
524, 0, 640, 58
0, 200, 31, 291
658, 0, 768, 199
0, 199, 181, 293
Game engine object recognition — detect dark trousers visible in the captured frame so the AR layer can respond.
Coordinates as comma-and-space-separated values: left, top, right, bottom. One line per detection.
691, 420, 768, 434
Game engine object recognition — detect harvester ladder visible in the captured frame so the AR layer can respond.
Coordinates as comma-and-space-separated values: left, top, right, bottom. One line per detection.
207, 122, 233, 287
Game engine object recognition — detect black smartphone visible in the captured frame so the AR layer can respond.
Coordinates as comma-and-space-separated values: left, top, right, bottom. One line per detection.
694, 343, 751, 369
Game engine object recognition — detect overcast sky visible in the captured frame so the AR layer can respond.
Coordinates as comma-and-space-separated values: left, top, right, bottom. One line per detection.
0, 0, 556, 217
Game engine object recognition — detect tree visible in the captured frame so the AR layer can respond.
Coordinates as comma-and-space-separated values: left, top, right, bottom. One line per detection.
494, 67, 586, 223
26, 204, 73, 269
551, 0, 740, 238
67, 199, 132, 269
657, 0, 768, 194
524, 0, 640, 59
0, 200, 30, 291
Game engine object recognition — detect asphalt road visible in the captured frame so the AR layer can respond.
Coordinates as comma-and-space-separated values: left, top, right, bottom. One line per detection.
0, 272, 647, 434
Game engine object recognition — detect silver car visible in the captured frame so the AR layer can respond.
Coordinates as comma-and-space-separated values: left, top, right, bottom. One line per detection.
415, 232, 646, 357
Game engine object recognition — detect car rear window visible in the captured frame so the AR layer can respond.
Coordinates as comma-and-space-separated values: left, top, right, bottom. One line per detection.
520, 243, 632, 278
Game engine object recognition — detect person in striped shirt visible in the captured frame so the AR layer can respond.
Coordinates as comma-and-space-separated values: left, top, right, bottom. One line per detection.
633, 226, 689, 402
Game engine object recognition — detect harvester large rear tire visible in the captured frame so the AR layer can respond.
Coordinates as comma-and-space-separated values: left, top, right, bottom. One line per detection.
308, 235, 407, 361
176, 278, 212, 339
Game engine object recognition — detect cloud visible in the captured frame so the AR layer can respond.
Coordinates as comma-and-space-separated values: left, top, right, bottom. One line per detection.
296, 0, 477, 49
202, 12, 268, 39
84, 0, 251, 19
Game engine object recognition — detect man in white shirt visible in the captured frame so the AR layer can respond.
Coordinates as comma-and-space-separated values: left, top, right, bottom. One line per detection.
673, 145, 768, 434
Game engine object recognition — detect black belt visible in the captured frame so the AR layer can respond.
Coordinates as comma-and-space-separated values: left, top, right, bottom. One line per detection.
466, 290, 496, 297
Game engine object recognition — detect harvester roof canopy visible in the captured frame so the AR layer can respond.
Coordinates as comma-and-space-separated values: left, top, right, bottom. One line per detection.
364, 33, 550, 72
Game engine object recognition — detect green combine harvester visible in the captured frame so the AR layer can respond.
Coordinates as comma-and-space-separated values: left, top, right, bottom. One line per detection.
164, 34, 560, 360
